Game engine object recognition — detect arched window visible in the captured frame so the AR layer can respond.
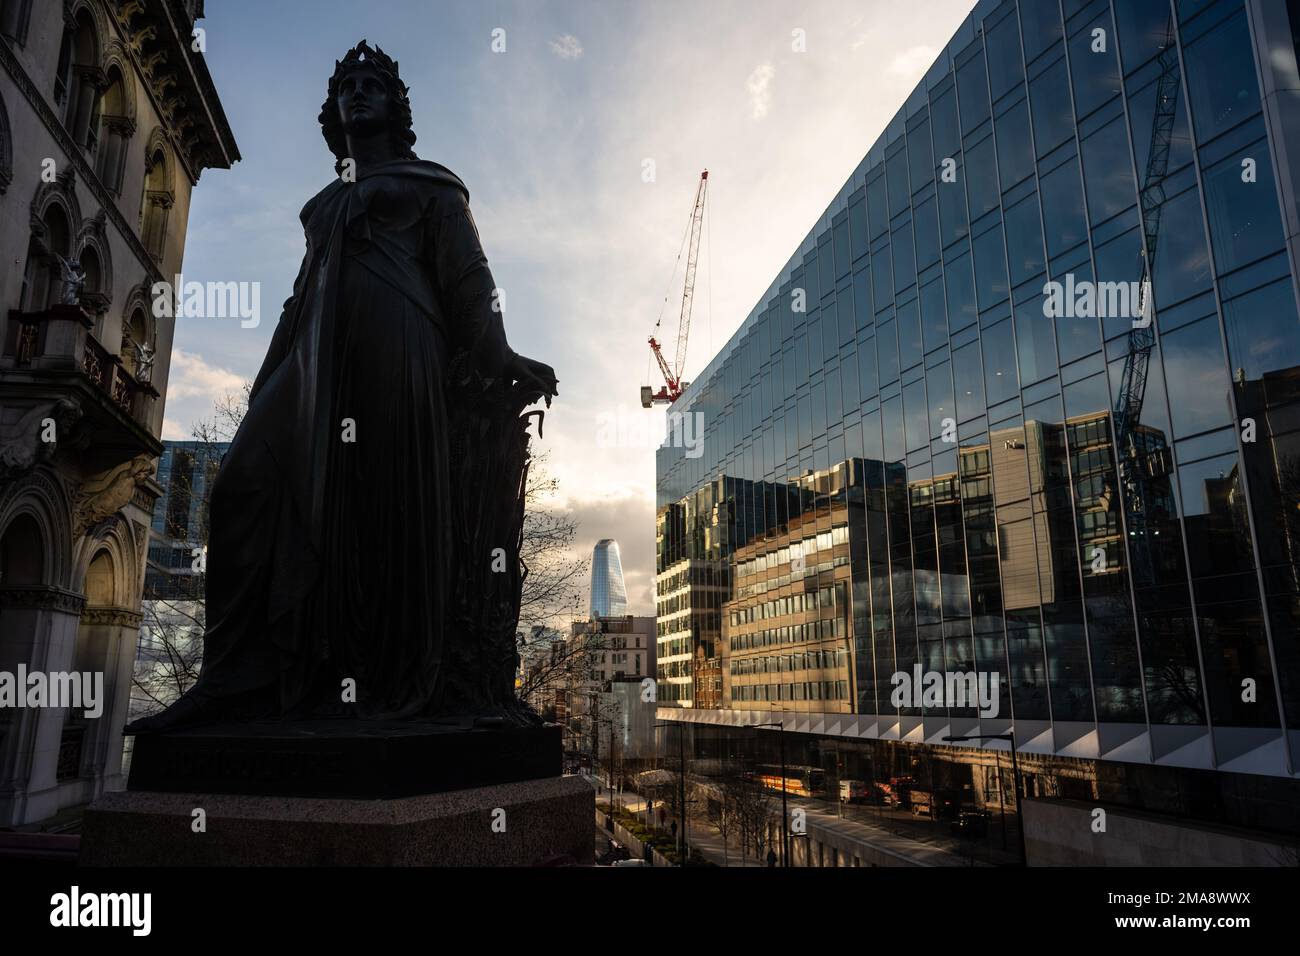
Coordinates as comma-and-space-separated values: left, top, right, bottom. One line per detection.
0, 513, 45, 586
94, 65, 132, 193
120, 306, 150, 381
20, 203, 72, 312
56, 7, 102, 151
0, 0, 34, 46
75, 212, 112, 320
79, 245, 100, 294
141, 135, 173, 263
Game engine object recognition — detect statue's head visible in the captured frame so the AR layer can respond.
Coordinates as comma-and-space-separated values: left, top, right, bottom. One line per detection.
319, 40, 417, 173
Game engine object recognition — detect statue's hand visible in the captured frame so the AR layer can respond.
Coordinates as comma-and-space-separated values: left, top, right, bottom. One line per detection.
506, 353, 558, 407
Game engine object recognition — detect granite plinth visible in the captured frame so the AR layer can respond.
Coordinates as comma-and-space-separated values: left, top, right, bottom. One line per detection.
126, 719, 560, 799
79, 775, 594, 866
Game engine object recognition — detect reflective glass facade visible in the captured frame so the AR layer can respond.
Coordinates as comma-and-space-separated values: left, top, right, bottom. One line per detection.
590, 538, 629, 618
656, 0, 1300, 781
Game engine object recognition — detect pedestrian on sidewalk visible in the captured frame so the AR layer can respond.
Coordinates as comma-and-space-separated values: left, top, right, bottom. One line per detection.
767, 848, 778, 868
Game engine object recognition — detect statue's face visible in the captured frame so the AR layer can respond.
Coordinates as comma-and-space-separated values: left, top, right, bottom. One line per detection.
336, 64, 390, 138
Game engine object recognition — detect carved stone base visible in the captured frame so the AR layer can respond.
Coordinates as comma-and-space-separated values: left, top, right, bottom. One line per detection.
126, 719, 560, 799
79, 775, 594, 866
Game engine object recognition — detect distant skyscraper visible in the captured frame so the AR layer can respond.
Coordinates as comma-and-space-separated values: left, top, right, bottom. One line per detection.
589, 539, 628, 617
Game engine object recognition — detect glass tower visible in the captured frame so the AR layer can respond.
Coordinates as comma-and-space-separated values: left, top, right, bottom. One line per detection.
590, 539, 629, 618
656, 0, 1300, 809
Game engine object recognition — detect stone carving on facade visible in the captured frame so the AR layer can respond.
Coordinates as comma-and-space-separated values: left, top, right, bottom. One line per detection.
0, 397, 84, 478
80, 607, 143, 628
0, 586, 86, 615
72, 455, 153, 538
52, 254, 86, 306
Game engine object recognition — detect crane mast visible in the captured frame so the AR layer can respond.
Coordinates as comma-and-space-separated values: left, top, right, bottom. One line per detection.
1113, 18, 1180, 583
643, 170, 709, 407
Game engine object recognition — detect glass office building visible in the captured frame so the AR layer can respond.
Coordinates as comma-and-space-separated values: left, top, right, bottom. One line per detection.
656, 0, 1300, 854
590, 538, 630, 618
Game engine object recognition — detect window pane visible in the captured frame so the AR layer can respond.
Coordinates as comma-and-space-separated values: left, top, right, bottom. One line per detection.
1128, 69, 1193, 180
1015, 288, 1058, 384
1020, 0, 1063, 59
986, 12, 1025, 100
1040, 156, 1087, 256
920, 276, 948, 353
872, 245, 894, 311
928, 362, 955, 440
1152, 188, 1212, 308
857, 333, 879, 400
995, 98, 1035, 191
982, 318, 1018, 405
1114, 0, 1175, 73
1160, 315, 1233, 437
904, 378, 929, 450
892, 219, 916, 293
898, 298, 922, 371
930, 87, 960, 165
909, 118, 934, 194
973, 223, 1009, 310
957, 53, 991, 134
1068, 12, 1122, 118
888, 147, 911, 217
1055, 262, 1101, 364
1222, 278, 1300, 381
1202, 138, 1286, 273
849, 197, 869, 261
1094, 224, 1144, 340
1080, 115, 1136, 225
1004, 193, 1046, 285
944, 250, 978, 331
834, 218, 851, 278
868, 175, 888, 237
937, 157, 969, 245
965, 135, 999, 220
1178, 451, 1256, 580
1182, 11, 1262, 142
877, 319, 900, 384
953, 340, 985, 420
914, 196, 941, 268
1030, 57, 1074, 155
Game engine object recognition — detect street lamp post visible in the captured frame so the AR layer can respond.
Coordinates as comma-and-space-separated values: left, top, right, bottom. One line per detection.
942, 732, 1027, 865
747, 721, 789, 867
654, 721, 689, 865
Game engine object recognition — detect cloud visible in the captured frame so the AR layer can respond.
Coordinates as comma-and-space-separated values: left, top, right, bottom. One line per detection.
165, 348, 248, 402
161, 417, 189, 441
549, 34, 583, 59
745, 62, 776, 119
889, 44, 939, 79
159, 349, 250, 440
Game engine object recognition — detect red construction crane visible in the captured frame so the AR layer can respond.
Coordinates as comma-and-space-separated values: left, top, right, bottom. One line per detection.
642, 170, 708, 407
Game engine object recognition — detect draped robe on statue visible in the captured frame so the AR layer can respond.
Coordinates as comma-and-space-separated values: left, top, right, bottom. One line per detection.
176, 160, 515, 722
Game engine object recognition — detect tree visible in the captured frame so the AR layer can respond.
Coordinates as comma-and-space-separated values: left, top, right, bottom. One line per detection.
704, 776, 747, 867
732, 776, 776, 864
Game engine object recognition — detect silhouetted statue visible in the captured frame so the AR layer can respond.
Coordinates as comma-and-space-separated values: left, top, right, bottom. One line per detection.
128, 41, 557, 733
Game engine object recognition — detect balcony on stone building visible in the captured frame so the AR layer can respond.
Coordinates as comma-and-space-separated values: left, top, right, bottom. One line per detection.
2, 304, 162, 471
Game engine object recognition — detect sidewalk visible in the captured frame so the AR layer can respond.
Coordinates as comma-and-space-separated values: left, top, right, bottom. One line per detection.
586, 775, 974, 867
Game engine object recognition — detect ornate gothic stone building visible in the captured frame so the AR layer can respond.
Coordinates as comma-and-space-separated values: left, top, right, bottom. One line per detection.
0, 0, 237, 827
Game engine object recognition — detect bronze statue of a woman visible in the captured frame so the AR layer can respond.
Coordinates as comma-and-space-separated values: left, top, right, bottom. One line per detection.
129, 41, 557, 732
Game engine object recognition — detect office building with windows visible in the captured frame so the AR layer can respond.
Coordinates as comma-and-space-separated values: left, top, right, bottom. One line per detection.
655, 0, 1300, 864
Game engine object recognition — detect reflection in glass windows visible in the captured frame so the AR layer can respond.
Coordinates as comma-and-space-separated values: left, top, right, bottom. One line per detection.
654, 0, 1300, 775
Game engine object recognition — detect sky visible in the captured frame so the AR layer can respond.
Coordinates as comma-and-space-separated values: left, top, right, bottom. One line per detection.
171, 0, 977, 617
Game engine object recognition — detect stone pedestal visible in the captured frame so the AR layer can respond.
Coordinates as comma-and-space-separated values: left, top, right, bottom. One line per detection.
79, 775, 594, 866
124, 719, 562, 799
